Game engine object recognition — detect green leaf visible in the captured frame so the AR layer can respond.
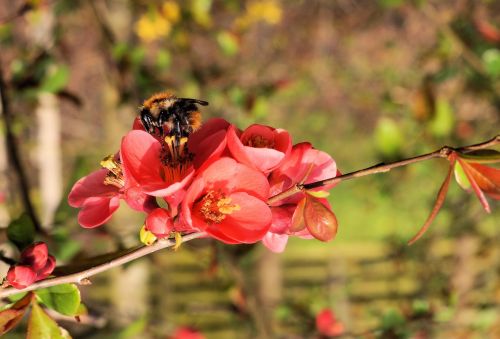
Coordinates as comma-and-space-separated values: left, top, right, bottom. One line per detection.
35, 284, 81, 316
454, 161, 470, 190
155, 50, 171, 70
306, 190, 330, 198
27, 302, 71, 339
217, 31, 239, 56
40, 65, 69, 93
429, 98, 454, 137
7, 213, 35, 250
459, 150, 500, 164
483, 49, 500, 78
374, 117, 403, 157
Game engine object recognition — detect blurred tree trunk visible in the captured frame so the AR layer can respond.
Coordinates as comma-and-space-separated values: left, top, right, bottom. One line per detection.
257, 248, 282, 337
327, 256, 351, 331
37, 93, 62, 227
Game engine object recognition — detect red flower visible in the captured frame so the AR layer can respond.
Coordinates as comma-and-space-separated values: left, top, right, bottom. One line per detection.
182, 157, 272, 243
227, 124, 292, 173
121, 118, 229, 197
6, 242, 56, 289
68, 155, 156, 228
316, 309, 344, 337
171, 327, 205, 339
263, 143, 339, 252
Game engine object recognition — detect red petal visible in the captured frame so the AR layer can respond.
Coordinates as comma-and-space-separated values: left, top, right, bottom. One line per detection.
36, 255, 55, 280
78, 196, 120, 228
6, 265, 37, 289
304, 195, 338, 242
189, 118, 230, 169
215, 192, 272, 243
269, 206, 294, 233
145, 208, 174, 238
262, 232, 289, 253
123, 186, 158, 212
228, 124, 291, 173
121, 130, 165, 190
68, 169, 119, 207
201, 158, 270, 200
20, 242, 48, 271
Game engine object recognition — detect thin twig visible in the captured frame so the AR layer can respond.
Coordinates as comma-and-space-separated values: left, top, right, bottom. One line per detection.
268, 135, 499, 204
0, 64, 44, 234
0, 232, 206, 298
0, 136, 498, 297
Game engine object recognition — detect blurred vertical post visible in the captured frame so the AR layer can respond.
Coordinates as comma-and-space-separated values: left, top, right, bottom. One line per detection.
37, 93, 62, 226
27, 2, 62, 227
257, 248, 282, 335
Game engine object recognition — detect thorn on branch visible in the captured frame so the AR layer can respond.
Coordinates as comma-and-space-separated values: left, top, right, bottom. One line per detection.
79, 278, 92, 285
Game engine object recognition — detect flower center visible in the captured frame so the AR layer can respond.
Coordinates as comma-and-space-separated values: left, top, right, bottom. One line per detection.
101, 155, 125, 188
246, 135, 274, 148
197, 190, 240, 224
160, 136, 193, 183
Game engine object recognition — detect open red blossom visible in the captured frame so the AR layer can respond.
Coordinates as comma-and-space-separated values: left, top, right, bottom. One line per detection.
316, 309, 344, 337
121, 118, 229, 197
6, 242, 56, 289
227, 124, 292, 173
182, 157, 272, 244
68, 155, 157, 228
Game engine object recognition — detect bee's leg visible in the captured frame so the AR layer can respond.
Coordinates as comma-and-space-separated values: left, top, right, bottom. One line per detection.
140, 110, 155, 134
181, 114, 192, 136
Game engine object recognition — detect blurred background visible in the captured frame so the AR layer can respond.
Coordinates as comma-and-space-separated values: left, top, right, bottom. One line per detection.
0, 0, 499, 338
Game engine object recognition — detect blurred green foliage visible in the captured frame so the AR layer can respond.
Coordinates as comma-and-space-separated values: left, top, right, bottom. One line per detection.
0, 0, 499, 337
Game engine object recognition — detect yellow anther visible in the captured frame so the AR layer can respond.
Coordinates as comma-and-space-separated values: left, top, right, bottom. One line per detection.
173, 232, 182, 251
100, 155, 119, 171
217, 197, 240, 214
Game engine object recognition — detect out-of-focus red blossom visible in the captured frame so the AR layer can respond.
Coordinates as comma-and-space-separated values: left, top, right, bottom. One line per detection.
183, 157, 272, 244
316, 309, 344, 337
6, 242, 56, 289
263, 143, 339, 252
68, 155, 157, 228
121, 118, 229, 197
171, 327, 205, 339
227, 124, 292, 173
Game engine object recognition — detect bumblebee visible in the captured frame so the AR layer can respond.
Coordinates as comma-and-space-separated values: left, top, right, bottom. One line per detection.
139, 92, 208, 138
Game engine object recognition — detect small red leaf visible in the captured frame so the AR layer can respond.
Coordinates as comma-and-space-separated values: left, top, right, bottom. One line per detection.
289, 198, 306, 232
303, 195, 338, 242
408, 159, 455, 245
468, 163, 500, 199
0, 292, 33, 335
457, 159, 496, 212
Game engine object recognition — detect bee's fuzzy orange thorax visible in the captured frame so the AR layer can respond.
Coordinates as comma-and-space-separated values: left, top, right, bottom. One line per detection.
142, 91, 176, 109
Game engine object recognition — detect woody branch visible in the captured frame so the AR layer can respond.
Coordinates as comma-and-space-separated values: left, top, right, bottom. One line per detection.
0, 135, 498, 298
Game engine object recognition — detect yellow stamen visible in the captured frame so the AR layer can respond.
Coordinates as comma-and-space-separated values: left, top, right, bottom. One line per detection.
247, 135, 274, 148
100, 155, 125, 187
173, 232, 182, 251
178, 137, 188, 157
217, 197, 241, 214
198, 190, 241, 224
